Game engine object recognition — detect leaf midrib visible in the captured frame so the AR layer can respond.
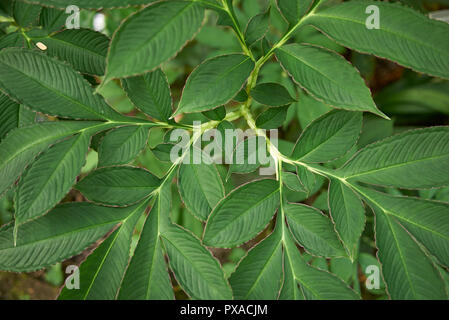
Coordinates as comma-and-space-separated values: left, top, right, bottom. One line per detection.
82, 202, 144, 300
1, 220, 121, 253
344, 152, 449, 180
382, 214, 418, 298
244, 240, 282, 298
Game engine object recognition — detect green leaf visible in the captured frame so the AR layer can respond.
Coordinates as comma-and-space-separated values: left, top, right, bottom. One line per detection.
279, 247, 306, 300
292, 110, 362, 163
255, 105, 289, 129
357, 115, 394, 148
29, 29, 110, 75
118, 193, 174, 300
105, 1, 204, 82
151, 143, 174, 162
178, 162, 225, 221
122, 69, 173, 121
13, 0, 42, 28
357, 187, 449, 270
203, 179, 280, 248
202, 106, 226, 121
0, 93, 35, 140
328, 179, 365, 260
306, 1, 449, 79
276, 44, 385, 117
76, 166, 161, 206
229, 223, 283, 299
39, 7, 66, 32
296, 165, 317, 196
374, 206, 447, 299
161, 225, 233, 300
330, 257, 354, 284
284, 203, 346, 258
0, 32, 27, 50
0, 121, 107, 197
282, 230, 359, 299
15, 132, 90, 225
98, 126, 149, 167
175, 54, 255, 115
0, 48, 122, 120
282, 171, 305, 192
233, 88, 248, 103
59, 200, 147, 300
0, 202, 138, 272
339, 127, 449, 189
251, 82, 296, 107
276, 0, 314, 25
244, 9, 270, 46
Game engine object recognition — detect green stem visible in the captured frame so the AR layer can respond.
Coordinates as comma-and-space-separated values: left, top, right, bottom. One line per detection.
277, 160, 288, 242
221, 0, 255, 61
244, 3, 319, 89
